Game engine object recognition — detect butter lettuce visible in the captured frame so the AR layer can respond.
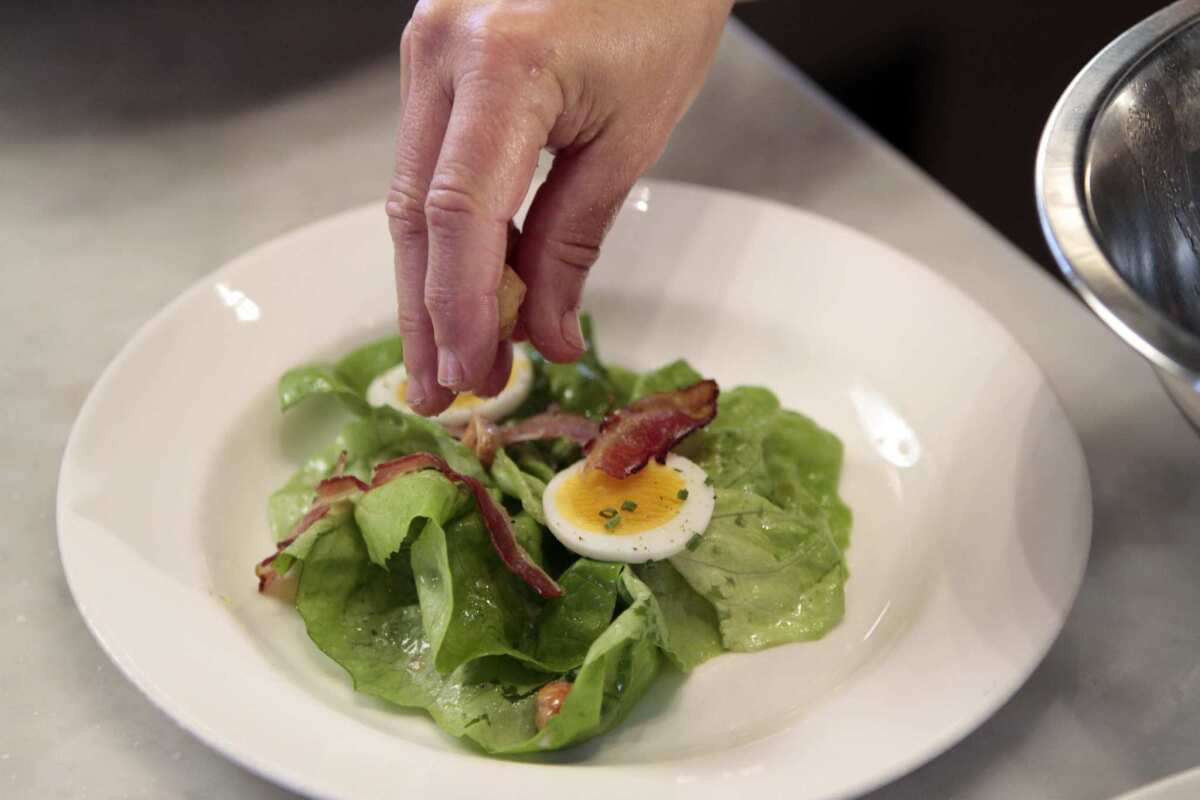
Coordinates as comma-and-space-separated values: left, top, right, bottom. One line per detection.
298, 523, 661, 753
278, 336, 403, 415
670, 489, 846, 650
269, 323, 853, 754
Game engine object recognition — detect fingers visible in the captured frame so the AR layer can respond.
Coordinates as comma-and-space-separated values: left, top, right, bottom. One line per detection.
422, 79, 552, 391
386, 61, 455, 415
477, 340, 514, 399
516, 141, 639, 362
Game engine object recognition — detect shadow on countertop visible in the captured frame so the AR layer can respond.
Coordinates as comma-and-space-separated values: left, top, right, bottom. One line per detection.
0, 1, 414, 133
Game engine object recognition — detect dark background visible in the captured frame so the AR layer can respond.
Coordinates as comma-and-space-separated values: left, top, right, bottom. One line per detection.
5, 1, 1169, 271
734, 1, 1166, 269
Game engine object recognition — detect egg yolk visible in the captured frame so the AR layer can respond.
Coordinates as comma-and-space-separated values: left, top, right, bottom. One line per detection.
394, 359, 524, 410
557, 461, 687, 535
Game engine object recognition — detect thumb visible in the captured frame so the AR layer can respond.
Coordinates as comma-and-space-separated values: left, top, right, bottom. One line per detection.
515, 141, 641, 363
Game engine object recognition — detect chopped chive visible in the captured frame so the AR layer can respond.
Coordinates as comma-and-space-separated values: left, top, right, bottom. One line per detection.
605, 514, 622, 531
704, 475, 714, 487
598, 507, 618, 519
621, 499, 638, 512
676, 488, 690, 501
685, 533, 703, 551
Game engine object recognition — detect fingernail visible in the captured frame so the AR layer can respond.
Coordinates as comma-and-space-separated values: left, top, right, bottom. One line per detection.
405, 378, 426, 408
560, 309, 585, 351
438, 349, 465, 389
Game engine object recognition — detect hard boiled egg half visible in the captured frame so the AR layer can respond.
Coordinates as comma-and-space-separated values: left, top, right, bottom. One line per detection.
543, 453, 715, 563
366, 347, 533, 427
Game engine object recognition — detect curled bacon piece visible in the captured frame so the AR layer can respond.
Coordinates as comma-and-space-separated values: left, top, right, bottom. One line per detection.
584, 379, 719, 478
314, 474, 369, 504
370, 453, 564, 598
255, 504, 332, 593
256, 453, 368, 594
461, 408, 600, 464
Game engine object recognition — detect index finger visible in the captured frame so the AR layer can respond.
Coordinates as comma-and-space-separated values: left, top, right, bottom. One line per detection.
422, 76, 556, 392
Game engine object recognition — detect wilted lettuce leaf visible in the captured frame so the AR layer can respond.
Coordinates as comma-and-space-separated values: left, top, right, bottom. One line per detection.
635, 560, 724, 671
341, 407, 487, 482
354, 470, 467, 567
669, 488, 846, 651
491, 447, 547, 525
297, 523, 662, 753
335, 336, 403, 396
629, 359, 703, 400
678, 386, 852, 551
517, 317, 620, 420
277, 336, 403, 416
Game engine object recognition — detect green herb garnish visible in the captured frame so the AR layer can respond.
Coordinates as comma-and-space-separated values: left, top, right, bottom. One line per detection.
621, 499, 638, 512
676, 488, 689, 501
605, 514, 622, 531
598, 507, 618, 519
685, 532, 703, 551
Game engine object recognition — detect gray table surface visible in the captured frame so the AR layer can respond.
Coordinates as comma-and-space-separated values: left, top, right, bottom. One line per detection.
6, 12, 1200, 800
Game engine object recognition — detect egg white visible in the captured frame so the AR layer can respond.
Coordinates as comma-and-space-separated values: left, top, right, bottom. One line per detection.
542, 454, 715, 564
366, 348, 533, 427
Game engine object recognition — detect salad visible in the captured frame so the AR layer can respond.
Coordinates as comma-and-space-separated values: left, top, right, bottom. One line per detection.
256, 318, 852, 753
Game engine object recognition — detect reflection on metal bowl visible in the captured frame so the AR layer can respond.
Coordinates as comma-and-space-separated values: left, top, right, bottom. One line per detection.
1038, 0, 1200, 431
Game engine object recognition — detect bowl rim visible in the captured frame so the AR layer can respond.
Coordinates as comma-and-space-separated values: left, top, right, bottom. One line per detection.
1036, 0, 1200, 384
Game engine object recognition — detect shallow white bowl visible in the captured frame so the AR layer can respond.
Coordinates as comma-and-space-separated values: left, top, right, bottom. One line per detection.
57, 180, 1091, 799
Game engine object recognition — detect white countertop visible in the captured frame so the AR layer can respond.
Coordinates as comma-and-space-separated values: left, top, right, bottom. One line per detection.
6, 17, 1200, 800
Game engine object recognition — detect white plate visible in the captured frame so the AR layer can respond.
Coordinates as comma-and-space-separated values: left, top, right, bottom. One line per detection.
1115, 768, 1200, 800
57, 180, 1091, 799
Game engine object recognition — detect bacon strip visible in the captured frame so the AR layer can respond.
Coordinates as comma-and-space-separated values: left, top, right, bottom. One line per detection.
584, 379, 719, 478
370, 453, 564, 598
255, 504, 332, 592
461, 408, 600, 464
314, 474, 369, 504
255, 455, 367, 594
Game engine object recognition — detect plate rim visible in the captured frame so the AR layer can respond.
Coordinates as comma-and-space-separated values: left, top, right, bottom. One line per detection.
56, 178, 1093, 800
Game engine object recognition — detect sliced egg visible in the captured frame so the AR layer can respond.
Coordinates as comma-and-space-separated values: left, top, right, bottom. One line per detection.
542, 453, 715, 563
366, 347, 533, 427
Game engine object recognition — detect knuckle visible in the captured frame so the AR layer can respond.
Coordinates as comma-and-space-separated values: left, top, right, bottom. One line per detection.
540, 233, 602, 274
422, 284, 464, 321
396, 306, 430, 337
385, 180, 427, 240
405, 2, 450, 50
463, 6, 550, 73
424, 181, 485, 233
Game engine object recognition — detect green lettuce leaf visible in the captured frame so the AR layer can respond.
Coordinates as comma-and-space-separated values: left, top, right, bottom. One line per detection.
629, 359, 703, 400
411, 512, 624, 676
298, 523, 662, 753
266, 443, 344, 539
519, 317, 619, 420
277, 335, 403, 416
635, 561, 724, 671
354, 470, 467, 567
669, 488, 846, 651
678, 386, 852, 550
341, 407, 488, 482
278, 364, 367, 415
491, 447, 547, 525
335, 336, 403, 396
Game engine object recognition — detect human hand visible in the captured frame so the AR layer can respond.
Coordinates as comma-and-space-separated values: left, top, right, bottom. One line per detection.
387, 0, 734, 415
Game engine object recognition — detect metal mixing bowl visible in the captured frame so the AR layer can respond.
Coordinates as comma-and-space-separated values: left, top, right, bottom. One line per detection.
1038, 0, 1200, 430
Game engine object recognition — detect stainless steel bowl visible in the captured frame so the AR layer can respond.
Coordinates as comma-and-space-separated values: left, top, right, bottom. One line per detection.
1038, 0, 1200, 430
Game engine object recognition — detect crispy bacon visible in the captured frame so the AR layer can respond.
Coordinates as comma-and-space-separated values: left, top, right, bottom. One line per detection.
255, 467, 370, 594
461, 408, 600, 464
584, 379, 719, 478
314, 474, 369, 504
255, 504, 331, 592
370, 454, 564, 598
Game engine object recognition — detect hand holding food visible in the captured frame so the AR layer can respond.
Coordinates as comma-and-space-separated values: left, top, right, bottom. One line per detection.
386, 0, 735, 415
